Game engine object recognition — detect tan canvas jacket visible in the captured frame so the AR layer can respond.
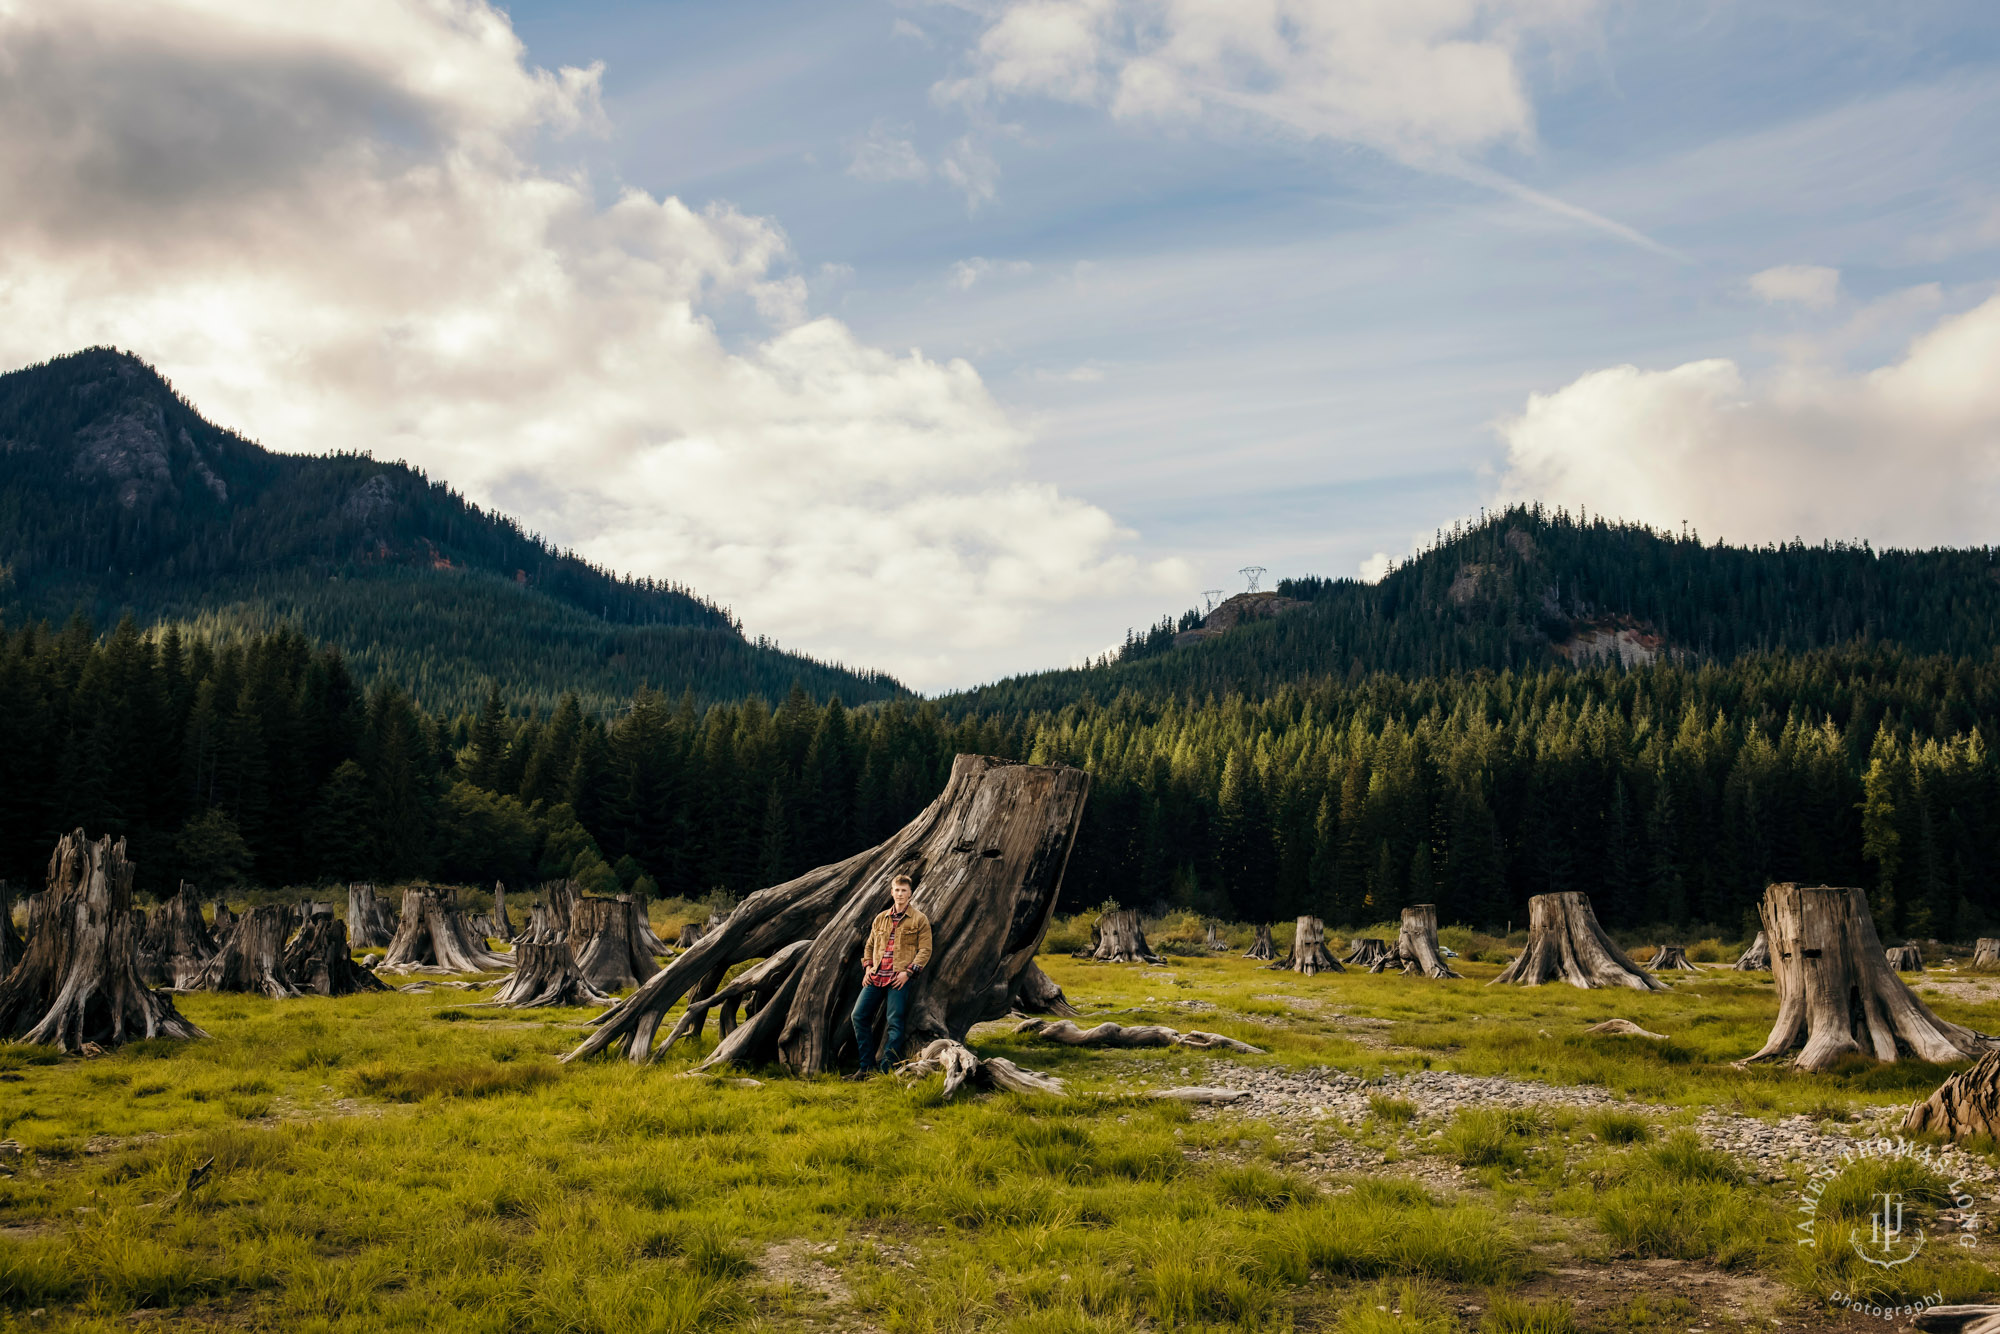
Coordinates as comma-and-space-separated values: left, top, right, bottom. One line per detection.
863, 906, 933, 978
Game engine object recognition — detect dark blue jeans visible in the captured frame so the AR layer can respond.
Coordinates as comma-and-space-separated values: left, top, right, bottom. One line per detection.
850, 981, 910, 1072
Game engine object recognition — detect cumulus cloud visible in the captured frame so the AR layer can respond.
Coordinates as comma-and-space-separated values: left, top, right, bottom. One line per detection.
1495, 293, 2000, 548
1358, 552, 1393, 582
1749, 264, 1840, 309
0, 0, 1179, 689
846, 126, 930, 181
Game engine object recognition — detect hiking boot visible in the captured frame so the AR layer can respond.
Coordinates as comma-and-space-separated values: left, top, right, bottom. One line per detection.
843, 1067, 874, 1081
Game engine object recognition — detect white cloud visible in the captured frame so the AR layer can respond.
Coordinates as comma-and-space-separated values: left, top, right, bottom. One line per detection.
1358, 552, 1392, 582
940, 134, 1001, 208
846, 126, 930, 182
1495, 293, 2000, 548
949, 257, 1034, 291
0, 0, 1180, 690
1748, 264, 1840, 310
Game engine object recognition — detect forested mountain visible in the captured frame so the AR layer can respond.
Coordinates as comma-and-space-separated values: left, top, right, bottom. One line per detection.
948, 508, 2000, 712
0, 348, 903, 712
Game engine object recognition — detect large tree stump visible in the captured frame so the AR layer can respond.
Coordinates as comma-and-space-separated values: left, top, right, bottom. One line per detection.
569, 894, 659, 994
1975, 939, 2000, 969
1344, 937, 1388, 968
1490, 892, 1664, 991
137, 881, 217, 988
0, 832, 204, 1052
1270, 916, 1341, 975
490, 881, 515, 941
1747, 883, 1992, 1072
1649, 945, 1698, 973
380, 887, 515, 973
1377, 905, 1458, 978
487, 927, 611, 1008
0, 880, 23, 978
1733, 931, 1769, 971
1073, 908, 1162, 964
281, 912, 388, 996
1888, 944, 1925, 972
1904, 1049, 2000, 1142
567, 755, 1090, 1074
1242, 923, 1275, 961
191, 904, 299, 998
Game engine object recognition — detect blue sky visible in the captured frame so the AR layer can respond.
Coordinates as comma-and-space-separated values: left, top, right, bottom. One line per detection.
4, 2, 1999, 687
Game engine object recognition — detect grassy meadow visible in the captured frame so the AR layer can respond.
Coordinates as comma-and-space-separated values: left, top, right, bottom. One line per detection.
4, 907, 2000, 1331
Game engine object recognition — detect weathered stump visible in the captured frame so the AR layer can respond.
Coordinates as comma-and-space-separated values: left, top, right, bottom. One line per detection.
345, 883, 393, 948
567, 755, 1090, 1074
1904, 1049, 2000, 1142
569, 894, 659, 994
1242, 924, 1274, 960
488, 929, 611, 1008
1746, 883, 1992, 1072
1733, 931, 1770, 971
1649, 944, 1698, 972
1074, 908, 1162, 964
191, 904, 299, 998
380, 887, 515, 973
1490, 892, 1664, 991
1887, 944, 1925, 972
675, 921, 706, 950
1379, 905, 1458, 978
1344, 937, 1388, 968
490, 881, 515, 942
537, 879, 579, 939
0, 831, 204, 1051
1270, 915, 1342, 975
137, 881, 217, 988
282, 912, 388, 996
1974, 938, 2000, 969
657, 939, 812, 1049
1203, 922, 1227, 951
212, 899, 236, 939
0, 879, 23, 978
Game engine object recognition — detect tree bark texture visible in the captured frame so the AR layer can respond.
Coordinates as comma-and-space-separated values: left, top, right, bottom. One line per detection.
191, 904, 298, 998
1887, 944, 1925, 972
1012, 1018, 1264, 1054
212, 900, 236, 939
1242, 924, 1274, 961
490, 881, 514, 941
1344, 937, 1388, 968
380, 887, 516, 973
0, 880, 22, 979
1649, 945, 1698, 972
1490, 892, 1665, 991
1733, 931, 1770, 971
1270, 916, 1341, 975
137, 881, 216, 988
281, 912, 388, 996
1747, 883, 1991, 1072
1377, 905, 1457, 978
1073, 908, 1162, 964
1975, 938, 2000, 969
0, 831, 205, 1051
567, 755, 1089, 1075
535, 879, 579, 941
897, 1038, 1067, 1100
1903, 1049, 2000, 1142
488, 930, 611, 1008
569, 894, 659, 994
345, 883, 394, 948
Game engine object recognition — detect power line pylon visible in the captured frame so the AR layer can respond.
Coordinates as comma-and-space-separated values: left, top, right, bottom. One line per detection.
1202, 589, 1223, 614
1239, 566, 1266, 595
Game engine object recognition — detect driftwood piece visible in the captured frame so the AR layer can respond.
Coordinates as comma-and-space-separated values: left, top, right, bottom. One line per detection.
659, 939, 812, 1050
1344, 937, 1388, 967
1586, 1018, 1668, 1039
1746, 883, 1992, 1072
1012, 1017, 1264, 1054
1490, 892, 1665, 991
1379, 905, 1458, 978
897, 1037, 1067, 1099
1073, 908, 1162, 964
191, 905, 299, 998
1904, 1049, 2000, 1142
487, 932, 611, 1009
1915, 1307, 2000, 1334
137, 881, 217, 988
280, 912, 388, 996
1733, 931, 1769, 970
1242, 923, 1275, 961
1887, 944, 1925, 972
380, 887, 515, 974
1649, 944, 1698, 972
1975, 939, 2000, 970
0, 831, 205, 1052
568, 755, 1089, 1074
1271, 915, 1342, 975
1154, 1086, 1250, 1104
568, 895, 659, 994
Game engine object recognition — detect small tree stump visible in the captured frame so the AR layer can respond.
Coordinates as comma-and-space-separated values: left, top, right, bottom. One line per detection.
1974, 939, 2000, 969
0, 831, 205, 1051
1378, 905, 1458, 978
1270, 915, 1342, 974
1649, 945, 1698, 972
569, 894, 659, 994
1201, 922, 1226, 951
1344, 937, 1388, 967
1074, 908, 1162, 964
1747, 883, 1992, 1072
1904, 1048, 2000, 1142
1490, 892, 1664, 991
138, 881, 217, 988
380, 887, 515, 974
282, 912, 388, 996
568, 755, 1090, 1074
1242, 924, 1275, 961
1733, 931, 1769, 971
191, 905, 299, 998
1887, 944, 1925, 972
675, 921, 706, 950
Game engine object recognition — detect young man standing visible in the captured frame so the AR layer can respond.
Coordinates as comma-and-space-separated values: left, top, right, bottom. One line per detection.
849, 873, 932, 1076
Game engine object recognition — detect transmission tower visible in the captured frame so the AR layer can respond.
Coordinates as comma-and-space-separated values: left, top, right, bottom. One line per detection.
1202, 589, 1223, 613
1239, 565, 1267, 595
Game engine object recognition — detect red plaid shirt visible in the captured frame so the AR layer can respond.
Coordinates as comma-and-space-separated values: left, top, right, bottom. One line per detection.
865, 909, 907, 988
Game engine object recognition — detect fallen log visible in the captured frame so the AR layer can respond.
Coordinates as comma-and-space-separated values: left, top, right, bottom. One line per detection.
569, 893, 659, 994
190, 904, 299, 998
379, 887, 515, 974
137, 881, 217, 988
1746, 883, 1992, 1072
1344, 937, 1388, 968
1012, 1017, 1264, 1054
1733, 931, 1769, 970
1649, 944, 1698, 972
1242, 923, 1275, 961
896, 1037, 1067, 1099
1904, 1048, 2000, 1142
566, 755, 1089, 1074
281, 912, 388, 996
1378, 905, 1458, 978
1270, 915, 1341, 975
1073, 908, 1162, 964
1887, 944, 1925, 972
1490, 892, 1664, 991
0, 831, 204, 1051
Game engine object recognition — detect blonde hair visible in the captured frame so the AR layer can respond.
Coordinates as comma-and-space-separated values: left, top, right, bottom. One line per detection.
891, 873, 914, 890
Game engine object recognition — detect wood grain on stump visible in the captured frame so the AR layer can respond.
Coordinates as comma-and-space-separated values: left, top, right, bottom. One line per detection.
1733, 931, 1770, 971
569, 894, 659, 994
1887, 944, 1925, 972
381, 887, 515, 973
1904, 1049, 2000, 1143
0, 879, 26, 979
567, 755, 1089, 1076
1649, 945, 1698, 972
1344, 937, 1388, 968
1490, 892, 1664, 991
1270, 915, 1341, 975
282, 912, 388, 996
488, 928, 610, 1009
1204, 922, 1227, 951
137, 881, 217, 988
1975, 939, 2000, 969
1074, 908, 1162, 964
1242, 923, 1275, 961
192, 904, 298, 998
1378, 905, 1458, 978
345, 883, 394, 949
